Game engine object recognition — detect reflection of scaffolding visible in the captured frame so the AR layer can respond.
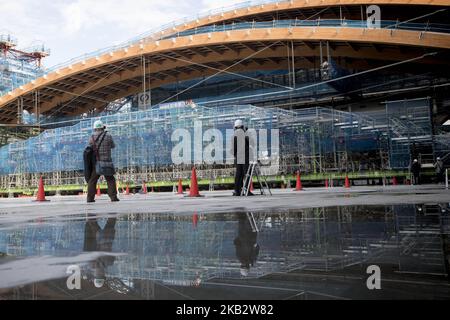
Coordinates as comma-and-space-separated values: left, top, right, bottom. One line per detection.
0, 205, 448, 284
0, 98, 436, 190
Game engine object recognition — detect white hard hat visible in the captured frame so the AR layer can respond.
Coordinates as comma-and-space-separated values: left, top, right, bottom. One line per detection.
93, 120, 104, 130
94, 278, 105, 288
234, 120, 243, 128
414, 159, 418, 162
240, 267, 249, 277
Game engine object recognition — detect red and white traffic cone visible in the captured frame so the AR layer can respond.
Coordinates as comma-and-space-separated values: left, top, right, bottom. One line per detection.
345, 176, 351, 189
189, 167, 201, 197
34, 177, 49, 202
294, 171, 303, 191
178, 178, 184, 195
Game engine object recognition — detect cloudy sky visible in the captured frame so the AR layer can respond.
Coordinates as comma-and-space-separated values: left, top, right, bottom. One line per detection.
0, 0, 244, 67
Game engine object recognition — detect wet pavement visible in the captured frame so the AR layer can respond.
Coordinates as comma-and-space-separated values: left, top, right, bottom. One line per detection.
0, 200, 449, 300
1, 185, 450, 225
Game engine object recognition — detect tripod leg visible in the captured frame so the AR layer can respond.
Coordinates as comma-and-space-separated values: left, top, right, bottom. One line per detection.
255, 165, 265, 196
241, 163, 255, 196
247, 163, 256, 196
256, 162, 272, 196
262, 174, 272, 196
246, 212, 258, 233
241, 166, 250, 196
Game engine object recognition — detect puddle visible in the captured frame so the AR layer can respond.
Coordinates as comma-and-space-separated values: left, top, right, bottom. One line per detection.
333, 192, 437, 198
0, 204, 449, 300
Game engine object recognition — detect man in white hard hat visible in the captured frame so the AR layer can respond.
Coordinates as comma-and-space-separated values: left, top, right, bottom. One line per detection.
87, 120, 119, 203
230, 120, 251, 196
410, 159, 421, 185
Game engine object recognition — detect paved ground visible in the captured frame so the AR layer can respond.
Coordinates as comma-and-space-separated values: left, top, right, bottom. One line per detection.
1, 185, 450, 225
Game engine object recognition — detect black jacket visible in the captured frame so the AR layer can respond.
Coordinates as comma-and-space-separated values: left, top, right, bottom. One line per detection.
411, 162, 421, 175
231, 128, 250, 165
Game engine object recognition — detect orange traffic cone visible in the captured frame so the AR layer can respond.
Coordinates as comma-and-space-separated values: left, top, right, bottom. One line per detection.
392, 176, 398, 186
96, 185, 101, 197
193, 212, 199, 228
345, 176, 351, 188
142, 182, 147, 194
177, 178, 184, 195
125, 185, 130, 195
294, 171, 303, 191
189, 167, 201, 197
34, 177, 49, 202
325, 179, 329, 189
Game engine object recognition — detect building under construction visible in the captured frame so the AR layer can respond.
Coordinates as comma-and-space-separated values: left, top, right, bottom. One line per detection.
0, 97, 445, 194
0, 34, 50, 148
0, 0, 449, 195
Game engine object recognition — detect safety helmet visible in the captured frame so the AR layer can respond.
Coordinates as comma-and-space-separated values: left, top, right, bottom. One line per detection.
93, 120, 105, 130
240, 267, 249, 277
234, 120, 244, 128
94, 278, 105, 288
414, 159, 418, 163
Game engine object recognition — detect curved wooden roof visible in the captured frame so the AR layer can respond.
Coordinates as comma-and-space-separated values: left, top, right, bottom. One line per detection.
0, 0, 449, 122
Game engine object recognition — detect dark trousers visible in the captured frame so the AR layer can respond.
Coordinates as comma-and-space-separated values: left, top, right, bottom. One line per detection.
412, 174, 420, 185
234, 164, 249, 195
437, 172, 445, 184
87, 168, 117, 202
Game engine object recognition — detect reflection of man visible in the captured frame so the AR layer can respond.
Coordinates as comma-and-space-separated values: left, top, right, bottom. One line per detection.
84, 218, 117, 288
234, 214, 260, 277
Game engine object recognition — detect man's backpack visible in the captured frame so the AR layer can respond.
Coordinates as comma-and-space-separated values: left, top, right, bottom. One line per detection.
83, 132, 106, 183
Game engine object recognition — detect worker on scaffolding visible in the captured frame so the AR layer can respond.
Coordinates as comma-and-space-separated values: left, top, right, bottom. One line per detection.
230, 120, 254, 196
410, 159, 422, 185
87, 120, 119, 203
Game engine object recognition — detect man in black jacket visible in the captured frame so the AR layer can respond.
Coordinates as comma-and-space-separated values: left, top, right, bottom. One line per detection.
411, 159, 421, 185
87, 120, 119, 203
230, 120, 254, 196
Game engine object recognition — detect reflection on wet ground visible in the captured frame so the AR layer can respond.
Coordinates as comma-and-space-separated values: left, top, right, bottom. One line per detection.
0, 204, 449, 300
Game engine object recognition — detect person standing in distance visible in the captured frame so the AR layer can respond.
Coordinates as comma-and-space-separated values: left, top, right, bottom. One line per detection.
410, 159, 421, 185
87, 120, 119, 203
230, 120, 254, 196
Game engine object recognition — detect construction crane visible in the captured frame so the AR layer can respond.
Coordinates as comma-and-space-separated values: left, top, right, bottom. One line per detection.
0, 34, 50, 95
